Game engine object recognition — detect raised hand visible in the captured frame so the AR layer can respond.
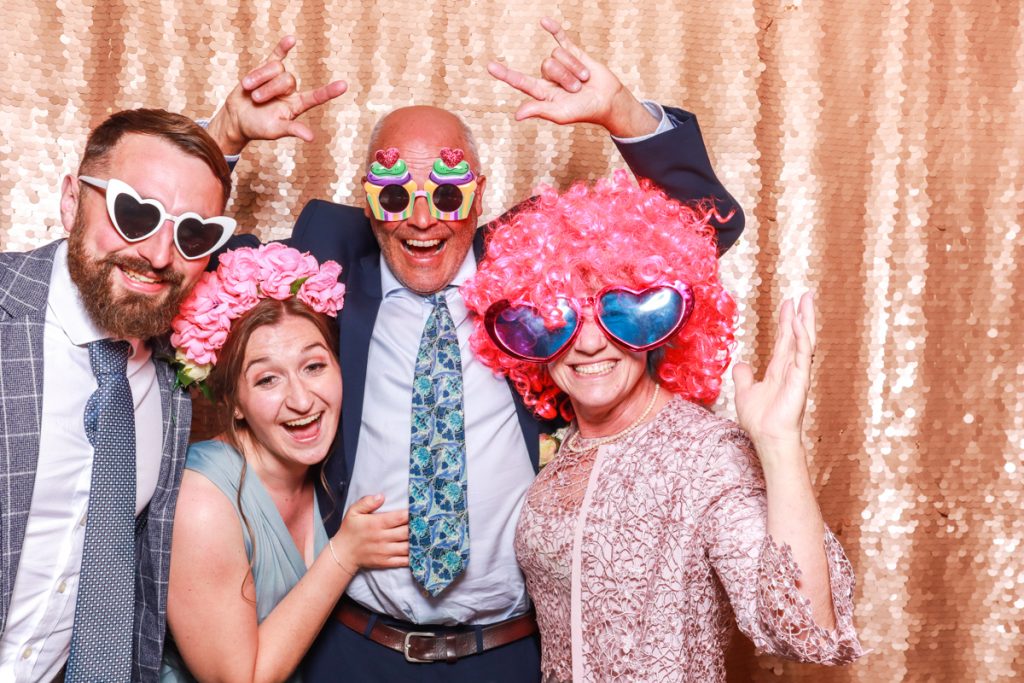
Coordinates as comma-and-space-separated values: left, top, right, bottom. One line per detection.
331, 494, 409, 576
732, 292, 817, 456
206, 36, 348, 156
487, 17, 659, 138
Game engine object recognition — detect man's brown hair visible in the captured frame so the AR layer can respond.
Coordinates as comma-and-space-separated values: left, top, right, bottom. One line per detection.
78, 108, 232, 205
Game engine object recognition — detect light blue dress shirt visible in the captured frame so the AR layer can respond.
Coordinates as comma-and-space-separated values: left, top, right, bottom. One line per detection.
344, 248, 537, 625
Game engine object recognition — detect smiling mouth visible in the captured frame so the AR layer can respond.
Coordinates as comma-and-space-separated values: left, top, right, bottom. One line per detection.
402, 238, 445, 256
572, 360, 617, 376
120, 267, 162, 285
285, 412, 321, 427
282, 412, 325, 442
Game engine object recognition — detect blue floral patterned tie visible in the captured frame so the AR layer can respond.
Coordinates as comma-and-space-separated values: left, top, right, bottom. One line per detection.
66, 339, 136, 682
409, 292, 469, 596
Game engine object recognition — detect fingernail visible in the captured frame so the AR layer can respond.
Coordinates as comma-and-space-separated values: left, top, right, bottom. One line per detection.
571, 82, 582, 92
580, 69, 590, 79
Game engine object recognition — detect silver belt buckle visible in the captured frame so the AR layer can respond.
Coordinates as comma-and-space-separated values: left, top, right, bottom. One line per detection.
403, 630, 437, 663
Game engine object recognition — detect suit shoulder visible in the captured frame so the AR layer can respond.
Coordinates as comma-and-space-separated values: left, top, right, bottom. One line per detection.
295, 199, 368, 237
299, 198, 366, 222
0, 246, 33, 270
291, 198, 376, 266
0, 241, 61, 317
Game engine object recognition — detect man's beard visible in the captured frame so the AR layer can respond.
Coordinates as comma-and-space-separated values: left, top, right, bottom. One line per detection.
66, 206, 189, 340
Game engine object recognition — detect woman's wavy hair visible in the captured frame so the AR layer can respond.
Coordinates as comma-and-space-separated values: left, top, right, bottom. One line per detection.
461, 170, 736, 421
205, 297, 341, 597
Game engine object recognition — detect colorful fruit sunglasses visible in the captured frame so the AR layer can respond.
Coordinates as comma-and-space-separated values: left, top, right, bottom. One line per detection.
363, 147, 477, 222
484, 282, 695, 362
79, 176, 236, 260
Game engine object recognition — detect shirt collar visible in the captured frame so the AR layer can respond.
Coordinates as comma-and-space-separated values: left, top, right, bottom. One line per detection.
379, 245, 478, 300
48, 241, 144, 357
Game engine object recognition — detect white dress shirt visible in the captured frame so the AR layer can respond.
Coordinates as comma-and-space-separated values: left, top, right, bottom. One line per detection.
0, 241, 164, 682
344, 250, 537, 625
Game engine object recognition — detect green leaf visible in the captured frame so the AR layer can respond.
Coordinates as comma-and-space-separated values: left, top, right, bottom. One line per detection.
175, 367, 194, 389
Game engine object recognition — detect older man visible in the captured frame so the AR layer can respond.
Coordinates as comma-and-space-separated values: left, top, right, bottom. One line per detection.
0, 109, 234, 682
206, 21, 742, 682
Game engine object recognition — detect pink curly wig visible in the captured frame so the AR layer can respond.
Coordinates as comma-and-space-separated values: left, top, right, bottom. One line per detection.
460, 170, 737, 421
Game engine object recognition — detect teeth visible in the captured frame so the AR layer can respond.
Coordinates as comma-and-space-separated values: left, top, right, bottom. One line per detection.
123, 269, 158, 284
573, 361, 616, 376
405, 239, 441, 248
284, 413, 321, 427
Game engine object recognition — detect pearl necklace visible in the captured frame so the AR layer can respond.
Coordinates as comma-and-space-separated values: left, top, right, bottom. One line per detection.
562, 383, 662, 454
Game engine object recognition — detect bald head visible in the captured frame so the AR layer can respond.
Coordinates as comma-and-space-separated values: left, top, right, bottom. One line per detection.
366, 106, 480, 172
361, 105, 488, 296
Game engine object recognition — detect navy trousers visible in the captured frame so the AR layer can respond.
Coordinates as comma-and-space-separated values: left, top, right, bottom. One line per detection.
302, 616, 542, 682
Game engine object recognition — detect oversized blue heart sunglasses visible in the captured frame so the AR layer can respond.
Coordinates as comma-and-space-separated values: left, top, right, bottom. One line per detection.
484, 283, 695, 363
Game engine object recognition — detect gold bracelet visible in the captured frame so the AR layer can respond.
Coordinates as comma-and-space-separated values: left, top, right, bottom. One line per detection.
328, 537, 344, 568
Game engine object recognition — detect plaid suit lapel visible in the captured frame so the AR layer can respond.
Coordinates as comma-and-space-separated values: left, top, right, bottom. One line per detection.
0, 240, 60, 632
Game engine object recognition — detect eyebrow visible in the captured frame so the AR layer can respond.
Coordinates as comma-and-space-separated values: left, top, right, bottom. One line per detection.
243, 342, 330, 374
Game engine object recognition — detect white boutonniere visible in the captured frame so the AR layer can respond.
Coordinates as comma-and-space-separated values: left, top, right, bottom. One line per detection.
539, 426, 572, 469
167, 348, 213, 399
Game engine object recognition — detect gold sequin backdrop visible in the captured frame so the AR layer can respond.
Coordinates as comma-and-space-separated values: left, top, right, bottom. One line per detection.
1, 0, 1021, 680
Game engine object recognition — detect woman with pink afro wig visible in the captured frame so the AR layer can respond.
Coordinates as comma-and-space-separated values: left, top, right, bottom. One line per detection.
461, 171, 863, 682
463, 169, 735, 421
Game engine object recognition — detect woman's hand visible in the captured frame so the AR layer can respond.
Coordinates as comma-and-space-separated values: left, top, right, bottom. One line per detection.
731, 293, 838, 629
732, 292, 816, 458
331, 495, 409, 576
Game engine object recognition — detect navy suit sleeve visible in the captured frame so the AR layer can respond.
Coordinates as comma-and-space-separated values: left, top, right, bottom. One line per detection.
615, 106, 745, 254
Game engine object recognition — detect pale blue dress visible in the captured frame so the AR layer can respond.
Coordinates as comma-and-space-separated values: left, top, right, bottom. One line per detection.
160, 440, 329, 682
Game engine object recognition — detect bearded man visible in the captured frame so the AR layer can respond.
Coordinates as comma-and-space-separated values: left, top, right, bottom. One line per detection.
0, 109, 234, 682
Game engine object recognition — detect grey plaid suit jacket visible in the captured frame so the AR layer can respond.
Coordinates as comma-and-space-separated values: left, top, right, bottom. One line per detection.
0, 240, 192, 682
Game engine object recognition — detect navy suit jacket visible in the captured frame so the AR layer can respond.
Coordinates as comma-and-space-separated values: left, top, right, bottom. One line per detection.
226, 107, 743, 531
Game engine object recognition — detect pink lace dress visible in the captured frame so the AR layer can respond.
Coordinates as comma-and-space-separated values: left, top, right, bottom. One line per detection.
515, 397, 864, 682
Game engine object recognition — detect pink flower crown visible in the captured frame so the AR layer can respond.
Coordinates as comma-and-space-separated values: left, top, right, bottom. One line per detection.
170, 243, 346, 389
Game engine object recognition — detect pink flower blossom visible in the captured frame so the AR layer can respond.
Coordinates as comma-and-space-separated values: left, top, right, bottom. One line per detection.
217, 248, 262, 311
170, 325, 222, 366
297, 261, 346, 315
258, 243, 320, 300
170, 244, 346, 381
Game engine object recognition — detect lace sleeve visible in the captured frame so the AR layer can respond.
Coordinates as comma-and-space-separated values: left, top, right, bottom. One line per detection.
755, 530, 865, 662
701, 431, 865, 664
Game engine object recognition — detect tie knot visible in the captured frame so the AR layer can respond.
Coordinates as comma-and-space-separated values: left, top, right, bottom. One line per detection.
87, 339, 131, 377
427, 292, 447, 308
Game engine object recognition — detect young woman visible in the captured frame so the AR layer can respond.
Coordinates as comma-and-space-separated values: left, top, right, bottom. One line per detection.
161, 244, 408, 682
461, 172, 864, 681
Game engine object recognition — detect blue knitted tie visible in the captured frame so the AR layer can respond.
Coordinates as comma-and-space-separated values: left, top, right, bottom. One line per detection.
66, 339, 136, 682
409, 292, 469, 596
